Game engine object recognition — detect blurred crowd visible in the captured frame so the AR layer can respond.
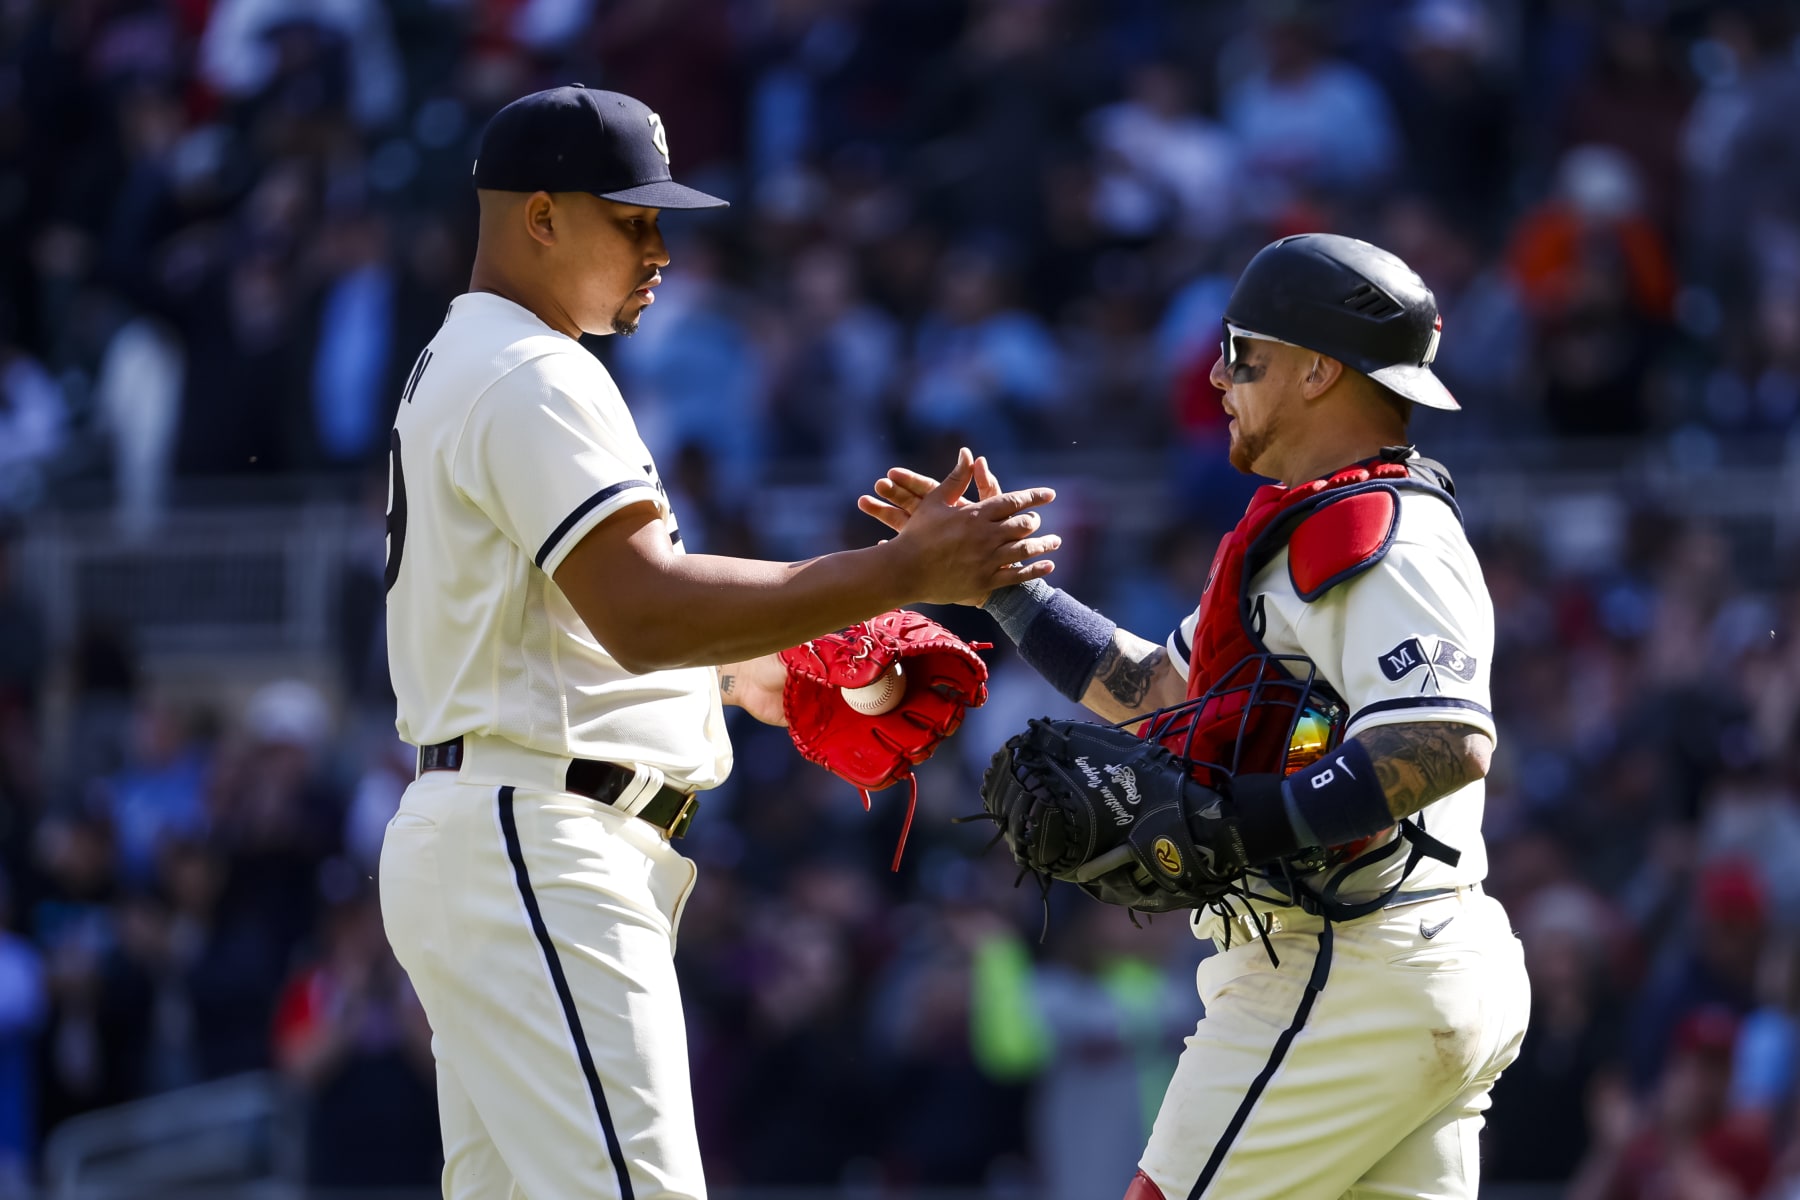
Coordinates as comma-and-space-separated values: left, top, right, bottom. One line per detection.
5, 0, 1800, 518
2, 0, 1800, 1195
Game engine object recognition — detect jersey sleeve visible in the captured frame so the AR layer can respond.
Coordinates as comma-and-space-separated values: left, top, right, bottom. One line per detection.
1166, 607, 1200, 682
454, 357, 666, 576
1292, 503, 1496, 744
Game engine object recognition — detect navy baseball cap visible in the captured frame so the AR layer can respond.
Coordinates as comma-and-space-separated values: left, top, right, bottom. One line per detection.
473, 85, 727, 210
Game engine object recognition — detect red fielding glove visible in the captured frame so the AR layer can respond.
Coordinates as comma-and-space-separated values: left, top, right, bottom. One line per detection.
778, 609, 990, 869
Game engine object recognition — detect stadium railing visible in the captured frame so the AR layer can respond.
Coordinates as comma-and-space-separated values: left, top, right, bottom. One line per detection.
16, 456, 1798, 662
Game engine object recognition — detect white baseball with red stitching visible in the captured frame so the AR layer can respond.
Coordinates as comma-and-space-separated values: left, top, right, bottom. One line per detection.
841, 663, 905, 715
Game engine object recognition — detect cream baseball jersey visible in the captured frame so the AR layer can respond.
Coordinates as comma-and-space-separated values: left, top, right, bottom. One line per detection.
385, 291, 732, 789
1165, 491, 1494, 898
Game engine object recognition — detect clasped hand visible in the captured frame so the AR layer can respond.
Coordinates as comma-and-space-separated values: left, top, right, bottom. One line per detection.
861, 448, 1051, 607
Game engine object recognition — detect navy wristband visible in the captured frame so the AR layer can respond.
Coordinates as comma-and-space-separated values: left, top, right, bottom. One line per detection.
1282, 787, 1323, 850
1225, 773, 1304, 864
1284, 739, 1390, 850
982, 579, 1117, 702
982, 577, 1057, 643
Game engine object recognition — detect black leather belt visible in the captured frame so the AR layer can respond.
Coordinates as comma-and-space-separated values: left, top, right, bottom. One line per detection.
417, 738, 698, 838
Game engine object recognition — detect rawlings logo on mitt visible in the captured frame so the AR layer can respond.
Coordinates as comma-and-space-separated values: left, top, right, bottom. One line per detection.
779, 609, 989, 868
979, 718, 1251, 912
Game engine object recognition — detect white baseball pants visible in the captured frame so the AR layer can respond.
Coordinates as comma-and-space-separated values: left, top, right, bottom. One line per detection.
380, 769, 703, 1199
1137, 888, 1530, 1200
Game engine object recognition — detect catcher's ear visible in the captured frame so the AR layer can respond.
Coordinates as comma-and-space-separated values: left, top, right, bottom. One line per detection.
1300, 353, 1346, 400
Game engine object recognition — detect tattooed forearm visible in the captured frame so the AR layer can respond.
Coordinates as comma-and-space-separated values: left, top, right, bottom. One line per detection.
1356, 723, 1493, 821
719, 673, 735, 696
1095, 643, 1165, 708
1076, 631, 1185, 723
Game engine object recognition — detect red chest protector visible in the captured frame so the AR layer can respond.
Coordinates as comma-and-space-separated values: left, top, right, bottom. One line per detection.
1167, 456, 1456, 784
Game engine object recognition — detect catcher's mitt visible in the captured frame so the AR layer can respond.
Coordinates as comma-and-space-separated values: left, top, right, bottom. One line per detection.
779, 609, 989, 868
979, 718, 1251, 912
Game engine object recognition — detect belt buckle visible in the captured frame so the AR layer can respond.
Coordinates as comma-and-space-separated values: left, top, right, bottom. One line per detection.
667, 792, 698, 839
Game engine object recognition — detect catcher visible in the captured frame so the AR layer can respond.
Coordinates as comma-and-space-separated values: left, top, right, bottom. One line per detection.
864, 234, 1530, 1200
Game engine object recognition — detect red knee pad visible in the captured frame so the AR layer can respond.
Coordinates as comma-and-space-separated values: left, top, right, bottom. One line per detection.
1123, 1169, 1167, 1200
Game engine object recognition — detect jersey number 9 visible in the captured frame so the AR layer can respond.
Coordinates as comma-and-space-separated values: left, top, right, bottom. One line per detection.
385, 428, 408, 593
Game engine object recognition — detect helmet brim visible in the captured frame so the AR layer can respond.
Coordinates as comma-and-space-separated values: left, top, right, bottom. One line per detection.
1366, 361, 1459, 411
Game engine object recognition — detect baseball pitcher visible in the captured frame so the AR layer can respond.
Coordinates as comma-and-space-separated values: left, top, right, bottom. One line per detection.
378, 86, 1059, 1200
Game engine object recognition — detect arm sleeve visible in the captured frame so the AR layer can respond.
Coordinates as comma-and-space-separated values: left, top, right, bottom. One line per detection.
1293, 509, 1496, 744
454, 360, 666, 576
1165, 607, 1200, 682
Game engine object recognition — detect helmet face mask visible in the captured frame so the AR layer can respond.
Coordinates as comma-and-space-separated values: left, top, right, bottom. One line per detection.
1132, 653, 1351, 876
1137, 653, 1347, 785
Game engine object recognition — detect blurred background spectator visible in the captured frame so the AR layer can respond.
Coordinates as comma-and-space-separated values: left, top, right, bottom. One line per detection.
1, 0, 1800, 1195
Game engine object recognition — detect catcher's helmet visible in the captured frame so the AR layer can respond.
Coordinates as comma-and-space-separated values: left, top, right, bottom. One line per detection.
1224, 233, 1458, 411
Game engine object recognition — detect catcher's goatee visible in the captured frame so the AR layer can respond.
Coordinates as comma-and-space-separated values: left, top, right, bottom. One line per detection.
376, 82, 1061, 1200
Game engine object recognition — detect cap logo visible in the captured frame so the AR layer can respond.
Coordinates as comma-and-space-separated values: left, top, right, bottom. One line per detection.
1422, 314, 1442, 366
647, 112, 669, 164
